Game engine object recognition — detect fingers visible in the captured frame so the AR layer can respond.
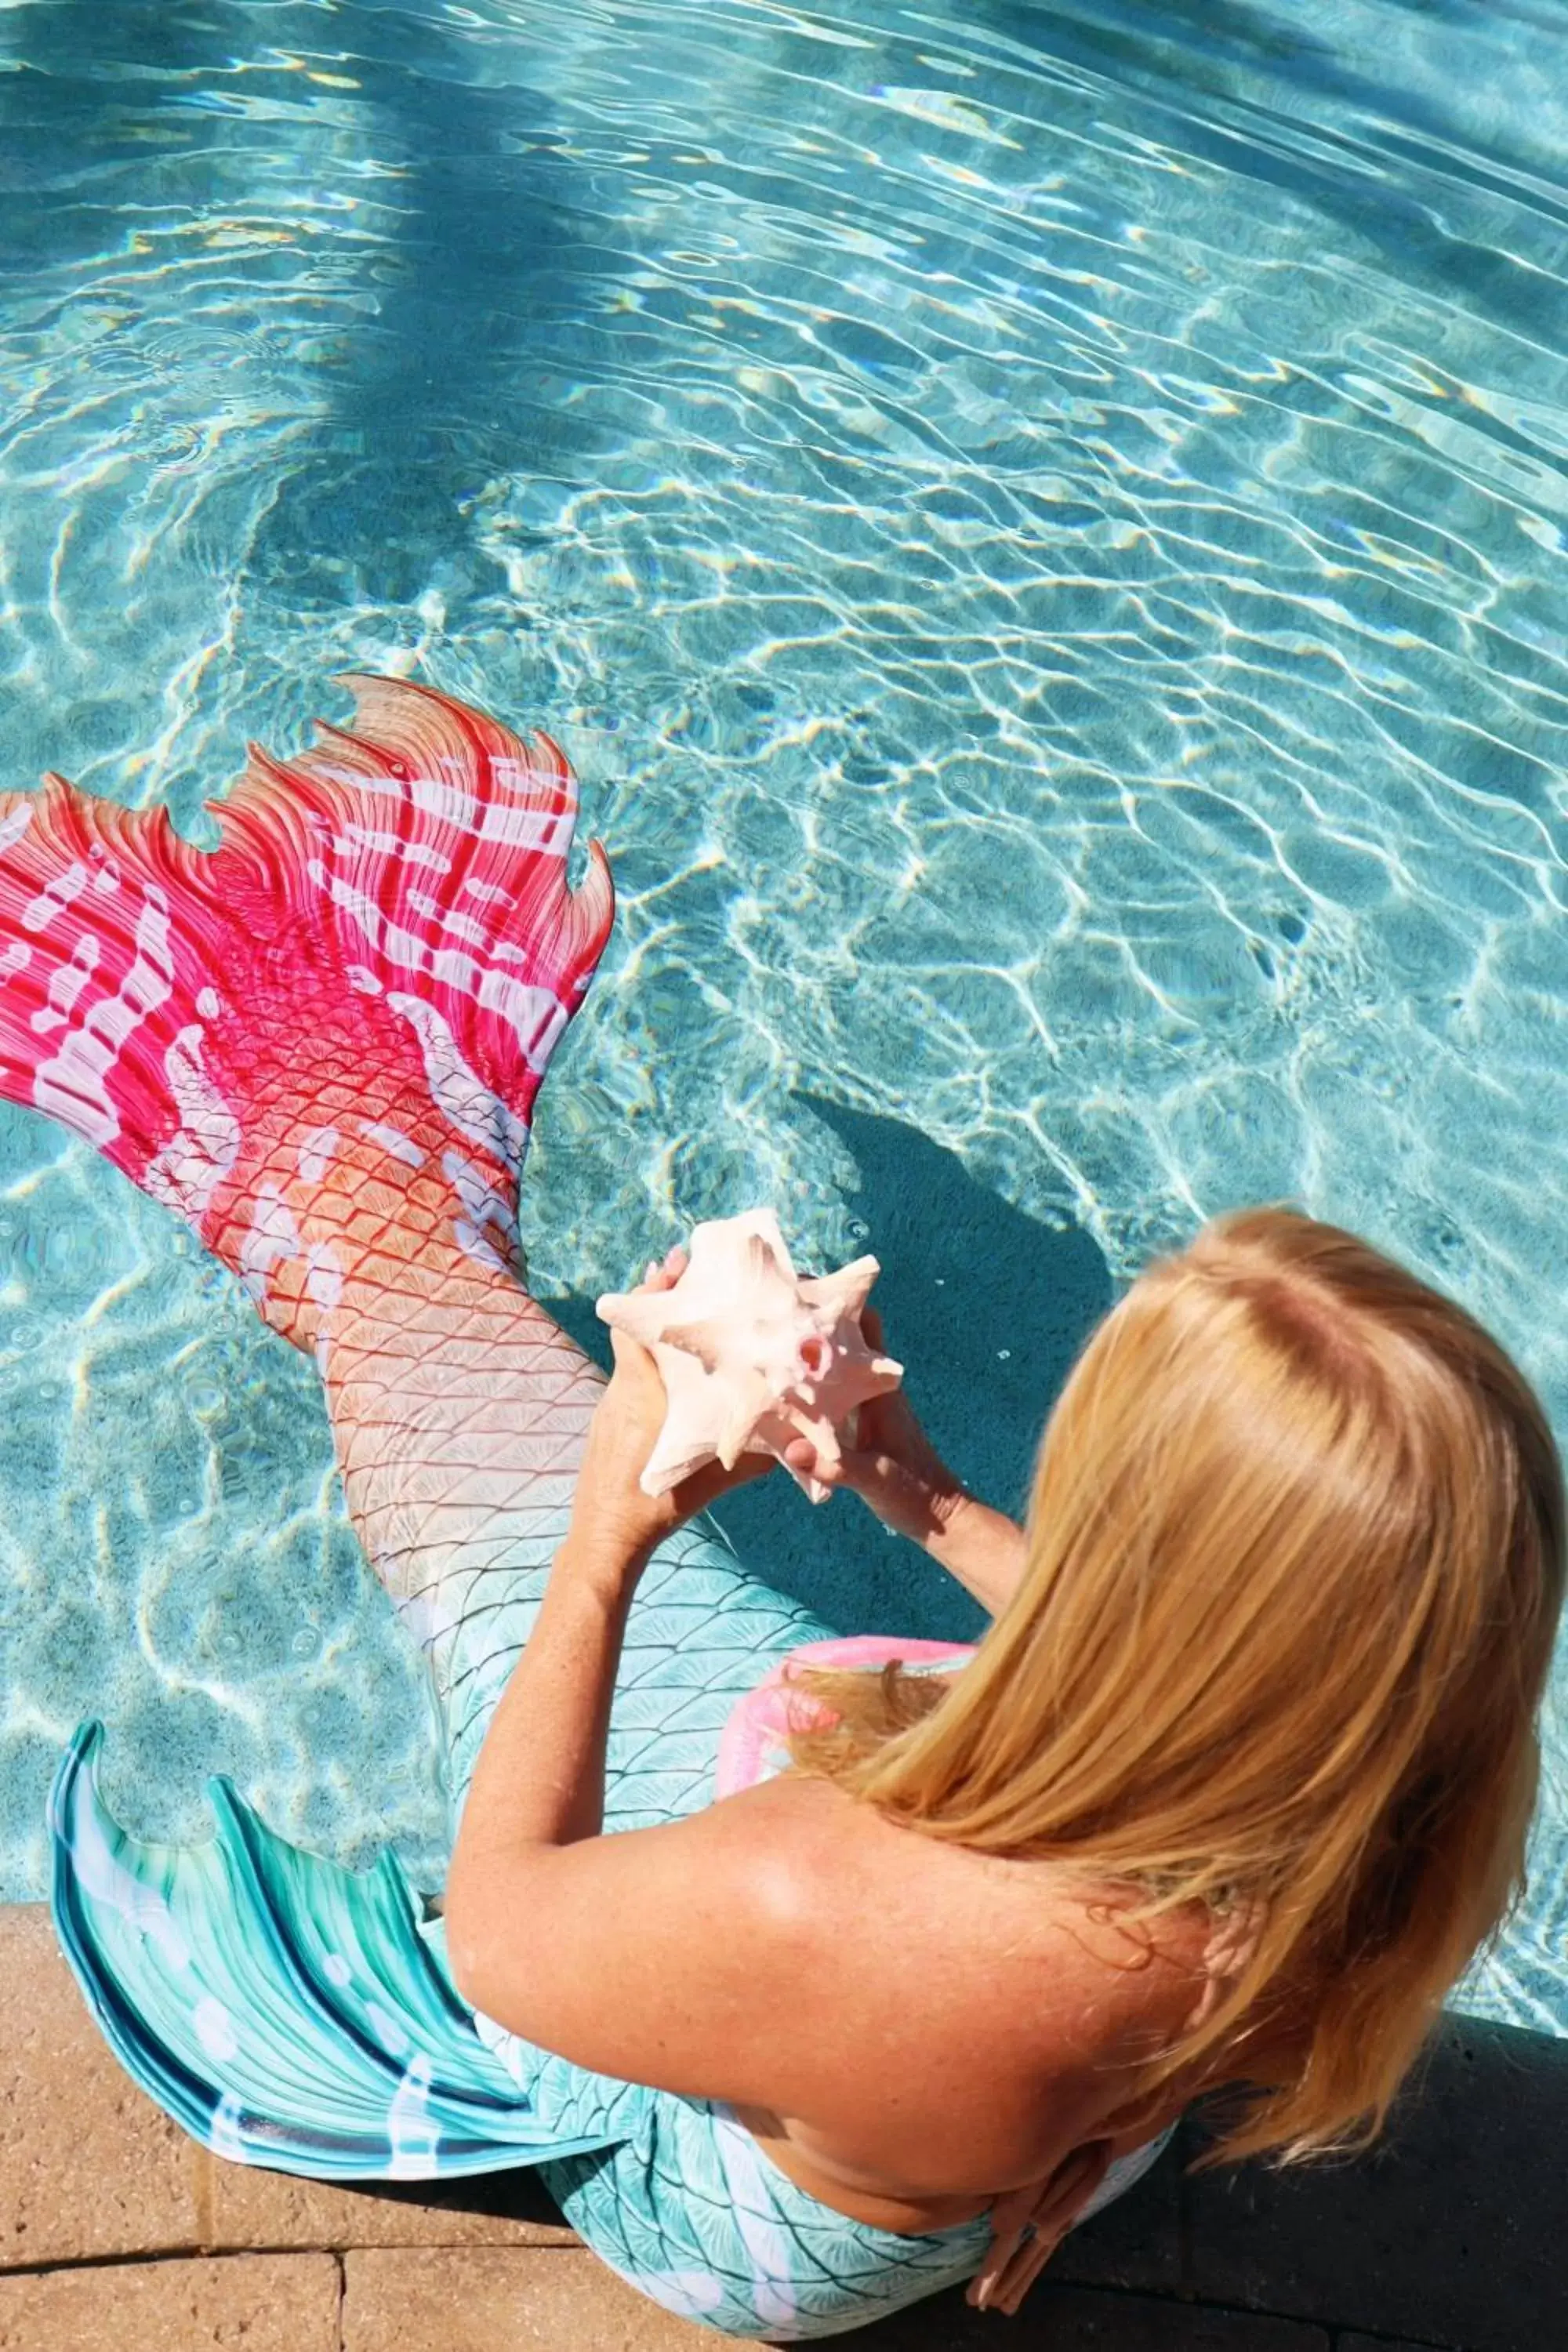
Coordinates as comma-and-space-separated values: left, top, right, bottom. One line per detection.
680, 1447, 776, 1515
979, 2224, 1064, 2315
782, 1436, 845, 1486
966, 2143, 1112, 2316
634, 1245, 690, 1296
966, 2216, 1068, 2315
782, 1436, 934, 1546
967, 2182, 1036, 2312
638, 1247, 687, 1295
781, 1438, 893, 1509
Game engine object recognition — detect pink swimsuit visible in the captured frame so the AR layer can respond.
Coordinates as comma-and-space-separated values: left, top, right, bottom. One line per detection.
716, 1636, 978, 1798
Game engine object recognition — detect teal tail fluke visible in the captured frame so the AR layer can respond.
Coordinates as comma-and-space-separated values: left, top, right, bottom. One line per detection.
49, 1725, 614, 2179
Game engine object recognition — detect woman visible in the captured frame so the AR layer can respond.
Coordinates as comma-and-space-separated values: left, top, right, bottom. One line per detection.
5, 679, 1563, 2339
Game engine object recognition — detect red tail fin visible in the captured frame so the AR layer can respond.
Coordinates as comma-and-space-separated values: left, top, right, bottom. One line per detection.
0, 677, 615, 1277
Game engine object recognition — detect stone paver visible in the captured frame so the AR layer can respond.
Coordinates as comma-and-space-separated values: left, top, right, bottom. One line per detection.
0, 1904, 201, 2269
341, 2247, 765, 2349
1183, 2016, 1568, 2352
0, 1905, 571, 2271
1023, 2292, 1327, 2350
852, 2285, 1329, 2348
206, 2157, 574, 2251
0, 2252, 339, 2352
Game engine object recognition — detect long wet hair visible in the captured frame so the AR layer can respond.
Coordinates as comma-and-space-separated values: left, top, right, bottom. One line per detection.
791, 1209, 1564, 2161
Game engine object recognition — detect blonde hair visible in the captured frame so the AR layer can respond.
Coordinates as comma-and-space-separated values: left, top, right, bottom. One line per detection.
793, 1210, 1564, 2162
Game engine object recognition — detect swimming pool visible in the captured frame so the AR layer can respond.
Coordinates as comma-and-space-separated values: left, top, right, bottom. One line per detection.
1, 0, 1564, 2033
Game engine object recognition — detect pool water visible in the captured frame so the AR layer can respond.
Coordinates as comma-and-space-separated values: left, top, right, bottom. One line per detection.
1, 0, 1565, 2031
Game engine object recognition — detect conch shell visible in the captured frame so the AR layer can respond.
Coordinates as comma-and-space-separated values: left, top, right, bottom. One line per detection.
596, 1208, 902, 1501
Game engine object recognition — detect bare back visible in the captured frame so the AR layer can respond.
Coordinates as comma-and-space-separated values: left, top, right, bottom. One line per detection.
717, 1774, 1214, 2230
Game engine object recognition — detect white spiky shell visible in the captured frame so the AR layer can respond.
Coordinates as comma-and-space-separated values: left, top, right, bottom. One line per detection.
595, 1208, 903, 1502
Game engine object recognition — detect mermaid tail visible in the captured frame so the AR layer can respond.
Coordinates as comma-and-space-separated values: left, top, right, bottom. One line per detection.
4, 680, 828, 2179
46, 1544, 830, 2185
10, 688, 1183, 2333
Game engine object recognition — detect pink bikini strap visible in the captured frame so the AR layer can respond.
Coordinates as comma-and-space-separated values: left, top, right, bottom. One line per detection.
714, 1636, 977, 1799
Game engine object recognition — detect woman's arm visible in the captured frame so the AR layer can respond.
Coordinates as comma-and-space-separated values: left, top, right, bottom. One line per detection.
446, 1522, 635, 1860
785, 1311, 1029, 1616
445, 1727, 829, 2095
868, 1470, 1027, 1620
435, 1300, 1015, 2098
440, 1518, 793, 2064
443, 1287, 771, 1975
434, 1330, 854, 2103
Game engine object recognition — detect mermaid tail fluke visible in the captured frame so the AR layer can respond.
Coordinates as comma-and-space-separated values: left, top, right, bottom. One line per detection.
205, 675, 615, 1177
49, 1723, 615, 2179
0, 677, 615, 1333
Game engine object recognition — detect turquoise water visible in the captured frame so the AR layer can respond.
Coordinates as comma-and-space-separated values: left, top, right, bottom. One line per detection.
1, 0, 1565, 2031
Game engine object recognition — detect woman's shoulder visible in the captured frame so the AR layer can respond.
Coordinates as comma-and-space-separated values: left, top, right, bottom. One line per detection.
713, 1772, 1216, 2197
737, 1769, 1215, 2069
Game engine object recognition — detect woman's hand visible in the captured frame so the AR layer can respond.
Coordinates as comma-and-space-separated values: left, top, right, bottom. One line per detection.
782, 1311, 1030, 1616
784, 1317, 968, 1549
967, 2140, 1112, 2316
564, 1252, 773, 1577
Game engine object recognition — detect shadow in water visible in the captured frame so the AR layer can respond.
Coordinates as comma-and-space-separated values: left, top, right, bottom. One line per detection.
241, 16, 619, 620
549, 1096, 1112, 1642
0, 2, 619, 624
